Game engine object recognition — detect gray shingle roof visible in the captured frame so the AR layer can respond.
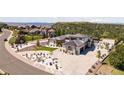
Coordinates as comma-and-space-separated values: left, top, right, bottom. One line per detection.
55, 35, 66, 40
50, 34, 91, 46
64, 40, 84, 47
73, 40, 83, 46
63, 40, 76, 46
54, 33, 90, 40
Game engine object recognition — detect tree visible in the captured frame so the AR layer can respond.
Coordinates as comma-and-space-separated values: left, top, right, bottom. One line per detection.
52, 22, 124, 41
0, 23, 8, 29
36, 39, 40, 47
0, 23, 8, 32
0, 28, 2, 32
108, 44, 124, 70
15, 35, 26, 44
102, 31, 110, 38
18, 30, 28, 35
97, 50, 101, 60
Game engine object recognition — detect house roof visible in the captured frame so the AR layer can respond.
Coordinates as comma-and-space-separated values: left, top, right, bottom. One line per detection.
50, 33, 91, 43
73, 40, 84, 47
47, 28, 55, 32
63, 40, 84, 47
54, 35, 66, 40
63, 40, 77, 47
54, 33, 90, 40
30, 28, 40, 32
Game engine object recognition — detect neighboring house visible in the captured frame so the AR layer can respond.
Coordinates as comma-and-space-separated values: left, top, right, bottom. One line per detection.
47, 28, 56, 37
40, 29, 47, 36
29, 28, 41, 34
29, 27, 56, 38
48, 34, 93, 55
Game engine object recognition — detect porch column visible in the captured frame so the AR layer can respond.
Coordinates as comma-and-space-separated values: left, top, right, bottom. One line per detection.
76, 47, 80, 55
83, 46, 85, 51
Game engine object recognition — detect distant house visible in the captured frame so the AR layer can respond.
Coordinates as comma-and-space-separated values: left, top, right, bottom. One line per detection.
28, 27, 55, 37
41, 28, 47, 35
48, 34, 93, 55
47, 28, 55, 37
29, 28, 41, 34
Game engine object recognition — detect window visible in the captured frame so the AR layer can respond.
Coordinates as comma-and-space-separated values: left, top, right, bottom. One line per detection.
68, 46, 72, 50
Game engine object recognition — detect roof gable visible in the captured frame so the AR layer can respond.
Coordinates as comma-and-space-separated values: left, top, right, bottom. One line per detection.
64, 40, 84, 47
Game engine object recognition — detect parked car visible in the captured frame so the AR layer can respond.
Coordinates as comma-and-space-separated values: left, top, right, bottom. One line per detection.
4, 38, 8, 42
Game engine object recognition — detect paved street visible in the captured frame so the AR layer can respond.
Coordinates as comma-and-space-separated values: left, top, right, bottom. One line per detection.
0, 30, 51, 75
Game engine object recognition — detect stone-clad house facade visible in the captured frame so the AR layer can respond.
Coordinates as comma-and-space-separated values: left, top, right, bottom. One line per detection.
48, 34, 93, 55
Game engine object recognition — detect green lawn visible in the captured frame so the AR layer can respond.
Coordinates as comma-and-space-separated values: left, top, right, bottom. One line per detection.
25, 35, 42, 41
112, 69, 124, 75
35, 46, 57, 52
9, 37, 16, 44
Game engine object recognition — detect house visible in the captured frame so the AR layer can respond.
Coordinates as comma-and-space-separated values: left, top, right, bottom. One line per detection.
48, 34, 93, 55
47, 28, 56, 37
29, 28, 41, 34
28, 27, 55, 38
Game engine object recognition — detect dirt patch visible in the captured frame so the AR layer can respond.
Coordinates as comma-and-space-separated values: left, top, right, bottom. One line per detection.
96, 64, 114, 75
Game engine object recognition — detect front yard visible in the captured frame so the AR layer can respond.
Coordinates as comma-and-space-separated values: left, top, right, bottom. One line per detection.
25, 35, 42, 41
35, 46, 57, 52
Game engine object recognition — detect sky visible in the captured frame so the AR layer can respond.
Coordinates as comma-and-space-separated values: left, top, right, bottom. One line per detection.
0, 17, 124, 24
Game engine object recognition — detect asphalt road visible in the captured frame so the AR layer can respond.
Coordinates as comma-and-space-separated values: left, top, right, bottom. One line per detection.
0, 30, 51, 75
